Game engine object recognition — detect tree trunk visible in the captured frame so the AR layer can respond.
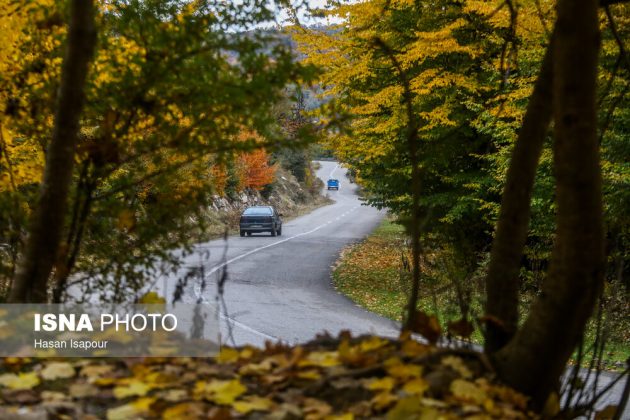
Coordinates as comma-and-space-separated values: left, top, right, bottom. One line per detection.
484, 31, 555, 353
492, 0, 603, 407
371, 37, 424, 331
8, 0, 96, 303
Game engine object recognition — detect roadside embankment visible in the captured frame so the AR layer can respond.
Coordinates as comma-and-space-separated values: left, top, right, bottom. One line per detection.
203, 165, 331, 238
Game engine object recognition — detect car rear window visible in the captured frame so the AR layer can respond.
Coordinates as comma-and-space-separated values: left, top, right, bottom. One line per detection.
243, 207, 272, 215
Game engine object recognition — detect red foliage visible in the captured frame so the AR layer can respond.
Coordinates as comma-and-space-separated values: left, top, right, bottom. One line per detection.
238, 149, 276, 191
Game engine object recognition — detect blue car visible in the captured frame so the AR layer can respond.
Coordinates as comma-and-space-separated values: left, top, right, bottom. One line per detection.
327, 179, 339, 190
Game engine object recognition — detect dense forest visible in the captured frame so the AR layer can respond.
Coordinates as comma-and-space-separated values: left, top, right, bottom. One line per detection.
295, 0, 629, 410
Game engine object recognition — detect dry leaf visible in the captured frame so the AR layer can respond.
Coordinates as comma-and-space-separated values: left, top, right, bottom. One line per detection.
161, 402, 206, 419
450, 379, 486, 405
441, 356, 473, 379
113, 379, 151, 399
447, 318, 475, 338
387, 363, 422, 379
402, 378, 429, 395
233, 395, 274, 414
107, 397, 155, 420
194, 379, 246, 404
359, 336, 388, 352
41, 362, 76, 380
371, 391, 397, 410
300, 351, 340, 368
216, 347, 240, 364
70, 382, 99, 398
0, 372, 40, 390
541, 392, 560, 418
387, 397, 440, 420
366, 376, 395, 392
409, 310, 441, 344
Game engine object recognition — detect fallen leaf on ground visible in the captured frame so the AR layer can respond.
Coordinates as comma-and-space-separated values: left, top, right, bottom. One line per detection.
450, 379, 487, 405
41, 362, 76, 380
107, 397, 155, 420
233, 395, 274, 414
0, 372, 40, 390
113, 379, 151, 399
195, 379, 246, 404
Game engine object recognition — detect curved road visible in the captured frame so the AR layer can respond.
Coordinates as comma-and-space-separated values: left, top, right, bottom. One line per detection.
159, 160, 626, 413
163, 161, 399, 346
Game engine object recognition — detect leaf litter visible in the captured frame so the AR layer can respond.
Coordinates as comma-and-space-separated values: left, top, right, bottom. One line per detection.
0, 331, 537, 419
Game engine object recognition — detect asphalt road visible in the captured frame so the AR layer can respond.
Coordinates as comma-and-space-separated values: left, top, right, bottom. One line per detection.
159, 160, 627, 416
161, 160, 399, 346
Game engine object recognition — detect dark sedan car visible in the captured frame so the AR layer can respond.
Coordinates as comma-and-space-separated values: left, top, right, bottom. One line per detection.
239, 206, 282, 237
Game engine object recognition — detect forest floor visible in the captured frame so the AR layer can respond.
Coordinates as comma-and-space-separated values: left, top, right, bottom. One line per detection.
332, 218, 630, 372
0, 334, 540, 419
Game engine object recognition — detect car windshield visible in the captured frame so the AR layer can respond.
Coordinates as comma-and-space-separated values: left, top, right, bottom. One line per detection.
243, 207, 272, 216
329, 179, 338, 182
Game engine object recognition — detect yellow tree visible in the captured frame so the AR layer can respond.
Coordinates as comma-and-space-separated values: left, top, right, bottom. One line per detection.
0, 0, 319, 302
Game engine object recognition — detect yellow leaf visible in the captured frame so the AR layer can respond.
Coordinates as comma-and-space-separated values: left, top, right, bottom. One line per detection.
113, 379, 151, 399
359, 336, 388, 352
450, 379, 487, 405
402, 378, 429, 395
41, 391, 67, 402
0, 372, 40, 390
367, 376, 395, 391
80, 364, 114, 380
216, 347, 239, 363
239, 346, 256, 359
300, 351, 340, 368
542, 392, 560, 418
387, 397, 440, 420
338, 340, 364, 364
161, 402, 206, 419
401, 339, 429, 357
233, 396, 274, 414
387, 363, 422, 379
297, 369, 322, 380
107, 397, 155, 420
441, 356, 472, 379
326, 414, 354, 420
195, 379, 246, 404
116, 209, 135, 230
95, 377, 117, 386
161, 388, 188, 402
371, 391, 397, 410
41, 362, 76, 380
239, 359, 274, 375
138, 291, 166, 304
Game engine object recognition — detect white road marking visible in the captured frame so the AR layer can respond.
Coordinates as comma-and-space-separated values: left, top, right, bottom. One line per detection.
328, 164, 339, 179
220, 313, 278, 342
195, 204, 359, 296
197, 163, 361, 344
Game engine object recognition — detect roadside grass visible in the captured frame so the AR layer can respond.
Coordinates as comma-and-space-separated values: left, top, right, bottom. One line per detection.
332, 217, 630, 371
333, 220, 409, 321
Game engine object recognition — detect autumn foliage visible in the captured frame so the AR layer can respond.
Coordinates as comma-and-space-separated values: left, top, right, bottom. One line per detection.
210, 131, 277, 195
239, 149, 277, 191
0, 333, 533, 419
